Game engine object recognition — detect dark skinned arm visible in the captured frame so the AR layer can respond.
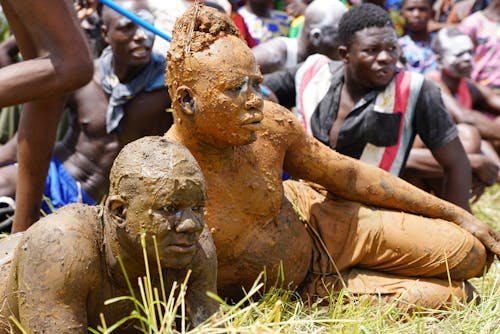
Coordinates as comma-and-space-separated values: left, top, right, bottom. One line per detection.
429, 137, 472, 212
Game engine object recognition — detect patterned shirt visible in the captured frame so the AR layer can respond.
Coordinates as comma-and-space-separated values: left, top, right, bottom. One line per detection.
398, 34, 438, 74
460, 11, 500, 88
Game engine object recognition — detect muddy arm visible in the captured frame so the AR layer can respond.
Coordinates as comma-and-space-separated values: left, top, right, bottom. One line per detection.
281, 106, 500, 256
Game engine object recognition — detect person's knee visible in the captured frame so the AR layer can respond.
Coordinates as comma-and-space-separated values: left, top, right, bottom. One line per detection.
457, 123, 481, 153
54, 54, 93, 92
447, 237, 488, 280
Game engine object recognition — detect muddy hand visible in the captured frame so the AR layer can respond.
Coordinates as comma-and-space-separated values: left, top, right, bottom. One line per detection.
461, 217, 500, 257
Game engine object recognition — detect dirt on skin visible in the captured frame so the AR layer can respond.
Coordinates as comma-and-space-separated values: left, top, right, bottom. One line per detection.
163, 4, 491, 304
166, 3, 242, 99
0, 136, 218, 332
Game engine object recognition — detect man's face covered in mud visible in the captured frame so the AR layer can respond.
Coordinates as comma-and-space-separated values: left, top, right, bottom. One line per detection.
123, 175, 206, 268
184, 35, 265, 148
110, 138, 207, 269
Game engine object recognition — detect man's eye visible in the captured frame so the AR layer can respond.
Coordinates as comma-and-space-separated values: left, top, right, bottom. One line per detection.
163, 205, 177, 213
192, 205, 204, 214
230, 84, 244, 92
118, 23, 135, 32
252, 81, 262, 90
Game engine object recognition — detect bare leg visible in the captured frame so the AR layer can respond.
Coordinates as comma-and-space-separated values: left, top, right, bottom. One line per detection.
14, 98, 65, 232
0, 0, 93, 232
0, 0, 93, 106
481, 140, 500, 183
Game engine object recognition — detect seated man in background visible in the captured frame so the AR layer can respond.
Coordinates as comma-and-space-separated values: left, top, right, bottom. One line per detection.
0, 0, 173, 223
429, 27, 500, 155
0, 136, 218, 332
252, 0, 346, 74
404, 27, 500, 200
265, 3, 473, 210
166, 3, 500, 311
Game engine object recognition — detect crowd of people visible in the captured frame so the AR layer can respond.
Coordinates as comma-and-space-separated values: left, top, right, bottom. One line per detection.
0, 0, 498, 331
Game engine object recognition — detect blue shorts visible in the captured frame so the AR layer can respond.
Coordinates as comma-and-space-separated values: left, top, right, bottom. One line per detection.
41, 158, 96, 214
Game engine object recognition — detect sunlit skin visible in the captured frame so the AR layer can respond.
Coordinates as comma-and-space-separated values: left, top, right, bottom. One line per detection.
0, 0, 173, 207
0, 137, 218, 332
176, 36, 265, 148
0, 0, 95, 232
167, 21, 500, 302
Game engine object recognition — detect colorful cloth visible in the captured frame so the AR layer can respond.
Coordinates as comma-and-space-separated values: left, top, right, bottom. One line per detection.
42, 158, 96, 214
237, 6, 291, 44
460, 11, 500, 88
288, 15, 304, 38
99, 46, 166, 133
231, 11, 258, 48
398, 34, 438, 74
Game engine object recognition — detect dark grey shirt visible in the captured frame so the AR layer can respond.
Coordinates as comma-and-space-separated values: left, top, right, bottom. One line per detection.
264, 60, 458, 176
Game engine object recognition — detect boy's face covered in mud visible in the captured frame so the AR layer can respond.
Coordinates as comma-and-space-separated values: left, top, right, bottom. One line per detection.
185, 35, 265, 148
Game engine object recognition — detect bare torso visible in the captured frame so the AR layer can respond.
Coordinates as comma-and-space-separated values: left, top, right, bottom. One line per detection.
54, 67, 172, 201
167, 102, 313, 299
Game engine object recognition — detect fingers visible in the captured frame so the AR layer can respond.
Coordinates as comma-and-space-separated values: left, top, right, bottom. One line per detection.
481, 227, 500, 256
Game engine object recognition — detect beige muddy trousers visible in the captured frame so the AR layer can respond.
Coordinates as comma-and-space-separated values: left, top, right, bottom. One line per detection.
283, 180, 486, 310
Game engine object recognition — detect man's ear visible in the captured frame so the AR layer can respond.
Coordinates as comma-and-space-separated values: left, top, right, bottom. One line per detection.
176, 86, 197, 115
308, 28, 323, 48
107, 195, 127, 227
338, 45, 349, 63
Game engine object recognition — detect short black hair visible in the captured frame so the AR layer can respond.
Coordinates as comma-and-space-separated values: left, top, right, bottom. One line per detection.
401, 0, 432, 8
431, 27, 468, 55
337, 3, 394, 47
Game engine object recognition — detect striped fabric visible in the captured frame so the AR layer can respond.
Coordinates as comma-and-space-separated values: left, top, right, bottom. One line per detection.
295, 54, 425, 175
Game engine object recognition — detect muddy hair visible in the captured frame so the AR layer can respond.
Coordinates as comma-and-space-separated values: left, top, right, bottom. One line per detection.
431, 27, 469, 55
337, 3, 394, 47
165, 3, 242, 96
109, 136, 206, 200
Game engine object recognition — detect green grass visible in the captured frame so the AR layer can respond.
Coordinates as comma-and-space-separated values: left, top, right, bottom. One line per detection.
89, 184, 500, 334
7, 185, 499, 333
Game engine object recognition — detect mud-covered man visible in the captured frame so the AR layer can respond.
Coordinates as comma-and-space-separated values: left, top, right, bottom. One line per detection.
0, 136, 218, 333
165, 4, 500, 310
